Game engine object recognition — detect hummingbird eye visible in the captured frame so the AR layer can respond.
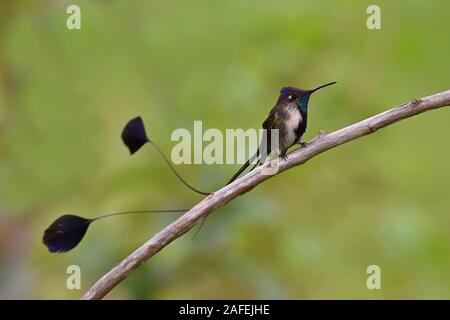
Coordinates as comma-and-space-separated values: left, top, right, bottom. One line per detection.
288, 94, 296, 100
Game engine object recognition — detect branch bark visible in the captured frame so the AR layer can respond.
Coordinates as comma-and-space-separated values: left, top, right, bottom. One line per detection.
82, 89, 450, 300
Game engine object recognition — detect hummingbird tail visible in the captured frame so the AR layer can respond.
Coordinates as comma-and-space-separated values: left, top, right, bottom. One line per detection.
227, 149, 260, 185
122, 116, 211, 196
43, 209, 188, 253
148, 141, 211, 196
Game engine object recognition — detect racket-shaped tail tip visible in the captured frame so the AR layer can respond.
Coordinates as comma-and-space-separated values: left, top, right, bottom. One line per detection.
43, 214, 92, 253
121, 116, 149, 155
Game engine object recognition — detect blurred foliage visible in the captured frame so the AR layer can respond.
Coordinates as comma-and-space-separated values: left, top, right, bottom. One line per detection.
0, 0, 449, 299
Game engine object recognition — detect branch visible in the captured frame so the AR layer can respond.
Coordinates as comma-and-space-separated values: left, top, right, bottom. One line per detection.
82, 89, 450, 300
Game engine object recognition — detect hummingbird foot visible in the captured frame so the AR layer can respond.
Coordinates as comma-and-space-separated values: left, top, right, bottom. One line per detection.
280, 152, 288, 161
299, 141, 308, 148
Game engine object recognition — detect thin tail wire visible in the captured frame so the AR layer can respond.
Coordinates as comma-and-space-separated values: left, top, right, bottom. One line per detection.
147, 141, 261, 237
148, 138, 212, 237
92, 209, 189, 222
148, 138, 211, 196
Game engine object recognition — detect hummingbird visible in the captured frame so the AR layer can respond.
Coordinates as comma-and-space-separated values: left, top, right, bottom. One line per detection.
227, 81, 337, 184
42, 83, 337, 252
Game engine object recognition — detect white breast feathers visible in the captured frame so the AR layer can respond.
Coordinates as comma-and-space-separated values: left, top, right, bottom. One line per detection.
284, 108, 302, 148
286, 108, 302, 131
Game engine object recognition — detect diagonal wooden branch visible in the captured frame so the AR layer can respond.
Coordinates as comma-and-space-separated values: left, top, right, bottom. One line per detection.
82, 89, 450, 300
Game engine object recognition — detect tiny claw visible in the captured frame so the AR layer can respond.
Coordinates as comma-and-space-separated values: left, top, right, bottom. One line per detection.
299, 141, 308, 148
280, 153, 288, 161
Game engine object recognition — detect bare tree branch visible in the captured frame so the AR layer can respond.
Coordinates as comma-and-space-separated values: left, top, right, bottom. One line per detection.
82, 89, 450, 300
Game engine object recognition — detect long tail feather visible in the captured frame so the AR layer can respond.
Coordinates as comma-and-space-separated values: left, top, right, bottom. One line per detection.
148, 140, 211, 196
227, 150, 260, 185
43, 209, 188, 253
122, 116, 211, 195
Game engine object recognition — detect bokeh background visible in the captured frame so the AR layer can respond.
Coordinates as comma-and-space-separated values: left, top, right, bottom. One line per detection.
0, 0, 449, 299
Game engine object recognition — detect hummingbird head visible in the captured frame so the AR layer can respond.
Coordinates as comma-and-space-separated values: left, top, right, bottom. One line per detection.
279, 81, 336, 113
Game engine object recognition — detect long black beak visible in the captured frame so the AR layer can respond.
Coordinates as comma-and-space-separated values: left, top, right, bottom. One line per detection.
308, 81, 337, 94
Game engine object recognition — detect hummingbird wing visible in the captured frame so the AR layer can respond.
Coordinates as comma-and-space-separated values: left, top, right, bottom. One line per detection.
228, 109, 284, 184
262, 109, 280, 130
227, 112, 279, 184
261, 110, 284, 160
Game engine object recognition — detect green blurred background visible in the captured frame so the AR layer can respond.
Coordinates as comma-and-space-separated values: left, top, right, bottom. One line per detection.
0, 0, 449, 299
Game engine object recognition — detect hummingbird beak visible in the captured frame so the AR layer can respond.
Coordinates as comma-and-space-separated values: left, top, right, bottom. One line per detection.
308, 81, 337, 94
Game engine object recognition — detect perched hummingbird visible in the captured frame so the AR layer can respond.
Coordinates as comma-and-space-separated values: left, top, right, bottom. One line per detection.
42, 83, 337, 253
228, 81, 337, 183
